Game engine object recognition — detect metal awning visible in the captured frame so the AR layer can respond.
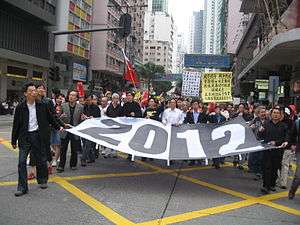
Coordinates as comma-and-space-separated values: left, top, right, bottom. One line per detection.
237, 28, 300, 80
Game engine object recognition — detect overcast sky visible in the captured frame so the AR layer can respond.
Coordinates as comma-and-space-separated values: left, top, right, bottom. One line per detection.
168, 0, 204, 34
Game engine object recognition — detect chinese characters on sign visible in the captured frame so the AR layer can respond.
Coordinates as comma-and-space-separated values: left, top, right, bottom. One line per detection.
202, 72, 232, 103
181, 71, 202, 97
73, 63, 87, 82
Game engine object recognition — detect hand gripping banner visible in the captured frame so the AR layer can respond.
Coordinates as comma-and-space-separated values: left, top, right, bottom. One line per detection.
67, 117, 267, 161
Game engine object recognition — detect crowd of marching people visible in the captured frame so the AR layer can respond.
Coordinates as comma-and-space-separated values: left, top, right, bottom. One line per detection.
11, 82, 300, 200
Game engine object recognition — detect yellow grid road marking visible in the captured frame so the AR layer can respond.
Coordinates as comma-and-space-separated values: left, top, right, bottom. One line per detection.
138, 199, 258, 225
53, 176, 135, 225
63, 171, 159, 181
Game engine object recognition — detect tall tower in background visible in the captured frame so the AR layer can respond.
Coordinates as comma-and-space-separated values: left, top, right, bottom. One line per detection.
151, 0, 168, 13
189, 11, 205, 54
203, 0, 224, 54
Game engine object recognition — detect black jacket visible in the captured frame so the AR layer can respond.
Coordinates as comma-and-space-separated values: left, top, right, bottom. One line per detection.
259, 120, 289, 146
83, 104, 101, 118
106, 103, 124, 118
184, 111, 208, 124
290, 117, 300, 148
123, 101, 142, 118
208, 113, 226, 124
11, 100, 61, 146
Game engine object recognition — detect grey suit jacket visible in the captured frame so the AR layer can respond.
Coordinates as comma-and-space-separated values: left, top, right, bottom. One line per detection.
60, 102, 84, 140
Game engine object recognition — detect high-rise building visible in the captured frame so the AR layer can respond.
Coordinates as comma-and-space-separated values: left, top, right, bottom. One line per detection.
128, 0, 147, 64
175, 33, 186, 73
90, 0, 147, 91
143, 11, 174, 73
203, 0, 224, 54
189, 11, 205, 54
55, 0, 93, 87
226, 0, 248, 54
0, 0, 58, 101
150, 0, 168, 13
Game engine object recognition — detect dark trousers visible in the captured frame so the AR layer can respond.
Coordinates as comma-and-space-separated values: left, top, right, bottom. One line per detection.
82, 139, 95, 162
59, 134, 81, 169
18, 131, 48, 192
248, 151, 263, 174
291, 151, 300, 193
262, 149, 283, 189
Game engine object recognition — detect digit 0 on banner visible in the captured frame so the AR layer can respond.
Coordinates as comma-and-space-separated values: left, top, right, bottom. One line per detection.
202, 72, 233, 103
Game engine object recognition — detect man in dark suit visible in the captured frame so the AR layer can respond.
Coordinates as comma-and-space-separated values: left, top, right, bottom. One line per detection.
11, 83, 63, 197
57, 90, 84, 173
184, 100, 207, 124
184, 100, 208, 166
81, 95, 101, 166
208, 105, 226, 169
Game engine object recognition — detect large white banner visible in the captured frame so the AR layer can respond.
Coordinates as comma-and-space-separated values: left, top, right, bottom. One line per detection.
67, 117, 269, 161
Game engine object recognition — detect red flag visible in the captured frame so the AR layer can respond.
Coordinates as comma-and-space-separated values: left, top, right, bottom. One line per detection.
122, 49, 139, 86
76, 82, 85, 97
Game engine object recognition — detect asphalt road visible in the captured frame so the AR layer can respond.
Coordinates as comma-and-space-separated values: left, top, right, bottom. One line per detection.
0, 115, 299, 225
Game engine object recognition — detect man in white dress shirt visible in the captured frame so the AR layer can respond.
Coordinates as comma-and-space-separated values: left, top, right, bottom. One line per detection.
162, 99, 184, 126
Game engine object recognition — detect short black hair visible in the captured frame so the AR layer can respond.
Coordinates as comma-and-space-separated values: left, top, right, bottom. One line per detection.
52, 88, 61, 95
36, 83, 46, 89
22, 82, 36, 93
127, 92, 135, 98
148, 97, 158, 104
191, 99, 200, 105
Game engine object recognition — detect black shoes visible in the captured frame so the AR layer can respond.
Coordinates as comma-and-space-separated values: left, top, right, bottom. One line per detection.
261, 187, 270, 194
288, 190, 296, 200
14, 190, 28, 197
40, 183, 48, 189
270, 186, 276, 192
81, 160, 87, 167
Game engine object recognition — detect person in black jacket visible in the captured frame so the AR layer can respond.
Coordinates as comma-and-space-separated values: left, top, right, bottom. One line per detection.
208, 105, 226, 169
184, 100, 207, 124
11, 83, 63, 197
122, 92, 142, 160
123, 92, 142, 118
258, 107, 289, 194
143, 98, 161, 121
105, 93, 124, 158
288, 113, 300, 199
184, 100, 208, 166
81, 95, 101, 166
231, 103, 253, 168
106, 93, 124, 118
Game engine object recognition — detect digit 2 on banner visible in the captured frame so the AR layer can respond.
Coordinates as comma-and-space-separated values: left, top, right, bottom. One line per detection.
211, 124, 246, 156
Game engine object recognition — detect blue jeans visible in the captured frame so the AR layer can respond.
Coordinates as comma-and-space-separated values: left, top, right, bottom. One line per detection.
18, 131, 48, 192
